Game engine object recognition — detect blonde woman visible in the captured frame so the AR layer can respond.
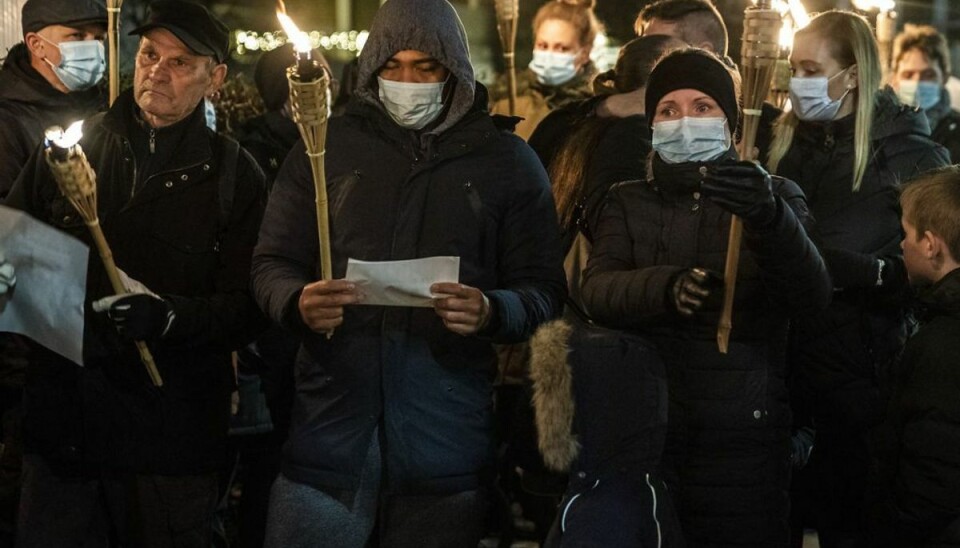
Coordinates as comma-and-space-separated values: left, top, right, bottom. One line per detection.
491, 0, 601, 140
768, 11, 950, 547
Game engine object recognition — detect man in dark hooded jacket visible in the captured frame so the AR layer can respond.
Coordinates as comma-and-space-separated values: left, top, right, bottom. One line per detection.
0, 0, 106, 200
251, 0, 566, 546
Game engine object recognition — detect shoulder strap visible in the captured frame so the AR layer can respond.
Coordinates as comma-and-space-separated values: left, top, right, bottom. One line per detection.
218, 136, 240, 233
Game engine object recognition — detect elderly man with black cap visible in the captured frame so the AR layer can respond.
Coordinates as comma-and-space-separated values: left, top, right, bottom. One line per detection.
4, 1, 266, 545
0, 0, 107, 200
251, 0, 566, 545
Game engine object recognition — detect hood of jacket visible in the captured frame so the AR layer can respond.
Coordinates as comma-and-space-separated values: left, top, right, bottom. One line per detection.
529, 319, 579, 473
354, 0, 474, 136
872, 86, 933, 142
0, 42, 102, 110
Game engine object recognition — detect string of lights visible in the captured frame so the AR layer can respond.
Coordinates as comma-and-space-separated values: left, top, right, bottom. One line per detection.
234, 29, 369, 56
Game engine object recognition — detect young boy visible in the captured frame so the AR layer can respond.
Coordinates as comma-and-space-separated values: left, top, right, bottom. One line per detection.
869, 165, 960, 547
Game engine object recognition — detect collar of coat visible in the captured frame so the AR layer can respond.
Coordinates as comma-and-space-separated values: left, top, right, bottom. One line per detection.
98, 89, 214, 170
918, 267, 960, 320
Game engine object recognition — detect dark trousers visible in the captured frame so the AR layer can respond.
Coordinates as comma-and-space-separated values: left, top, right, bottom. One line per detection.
266, 432, 488, 548
790, 427, 871, 548
17, 454, 218, 548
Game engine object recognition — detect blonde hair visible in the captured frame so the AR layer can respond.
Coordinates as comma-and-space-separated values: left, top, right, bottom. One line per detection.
533, 0, 602, 50
767, 10, 882, 192
900, 165, 960, 262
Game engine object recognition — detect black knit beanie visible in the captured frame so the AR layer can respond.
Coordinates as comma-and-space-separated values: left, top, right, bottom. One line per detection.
645, 49, 738, 129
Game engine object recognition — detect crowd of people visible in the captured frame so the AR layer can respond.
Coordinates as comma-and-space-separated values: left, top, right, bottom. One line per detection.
0, 0, 958, 547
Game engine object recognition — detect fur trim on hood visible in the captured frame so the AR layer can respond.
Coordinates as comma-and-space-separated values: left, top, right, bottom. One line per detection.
355, 0, 475, 136
529, 319, 579, 472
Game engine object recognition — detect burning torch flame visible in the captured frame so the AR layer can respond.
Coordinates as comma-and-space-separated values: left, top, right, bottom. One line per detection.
788, 0, 810, 28
45, 120, 84, 149
277, 11, 311, 54
852, 0, 896, 11
779, 23, 794, 50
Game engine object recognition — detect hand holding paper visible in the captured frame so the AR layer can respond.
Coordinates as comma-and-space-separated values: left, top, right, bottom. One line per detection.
432, 282, 492, 336
299, 279, 361, 334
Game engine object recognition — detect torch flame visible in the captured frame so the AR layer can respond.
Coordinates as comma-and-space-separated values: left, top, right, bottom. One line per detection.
779, 22, 794, 50
788, 0, 810, 28
852, 0, 896, 11
45, 120, 84, 149
277, 11, 311, 54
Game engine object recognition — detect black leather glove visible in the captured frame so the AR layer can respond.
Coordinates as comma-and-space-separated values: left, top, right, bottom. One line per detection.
94, 293, 175, 340
701, 160, 778, 227
671, 268, 722, 317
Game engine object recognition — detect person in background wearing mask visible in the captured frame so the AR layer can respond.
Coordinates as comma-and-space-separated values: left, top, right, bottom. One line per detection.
490, 0, 601, 140
634, 0, 782, 161
581, 48, 831, 547
0, 1, 106, 539
251, 0, 566, 546
5, 1, 267, 545
765, 11, 950, 548
0, 0, 106, 200
890, 25, 960, 163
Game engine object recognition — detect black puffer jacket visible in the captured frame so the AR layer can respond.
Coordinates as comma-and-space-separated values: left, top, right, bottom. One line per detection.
0, 43, 104, 200
582, 153, 831, 547
6, 90, 267, 475
869, 268, 960, 548
777, 89, 950, 432
925, 87, 960, 164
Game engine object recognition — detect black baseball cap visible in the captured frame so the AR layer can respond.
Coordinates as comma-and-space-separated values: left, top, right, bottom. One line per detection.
129, 1, 230, 63
21, 0, 107, 35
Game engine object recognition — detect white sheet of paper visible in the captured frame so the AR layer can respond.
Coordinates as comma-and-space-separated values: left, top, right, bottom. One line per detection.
0, 205, 88, 365
345, 256, 460, 307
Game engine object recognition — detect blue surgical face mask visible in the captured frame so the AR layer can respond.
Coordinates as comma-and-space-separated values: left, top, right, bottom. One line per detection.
528, 50, 579, 87
204, 98, 217, 131
897, 80, 941, 111
652, 116, 731, 164
41, 36, 106, 91
789, 67, 852, 122
377, 76, 447, 130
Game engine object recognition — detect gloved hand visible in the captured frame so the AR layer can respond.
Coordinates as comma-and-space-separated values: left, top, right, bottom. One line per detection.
0, 253, 15, 297
877, 256, 908, 292
701, 160, 778, 227
93, 293, 175, 340
671, 268, 721, 317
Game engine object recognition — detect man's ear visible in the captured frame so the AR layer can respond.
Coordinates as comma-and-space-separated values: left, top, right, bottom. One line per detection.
922, 230, 939, 258
576, 46, 592, 69
24, 32, 46, 58
207, 63, 227, 96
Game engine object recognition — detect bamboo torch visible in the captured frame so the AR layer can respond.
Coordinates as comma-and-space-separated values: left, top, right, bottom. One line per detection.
277, 8, 334, 336
107, 0, 123, 105
768, 0, 809, 110
494, 0, 519, 116
853, 0, 897, 79
44, 121, 163, 387
717, 0, 782, 353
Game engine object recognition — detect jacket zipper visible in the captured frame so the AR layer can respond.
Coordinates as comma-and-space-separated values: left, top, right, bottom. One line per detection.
149, 128, 156, 154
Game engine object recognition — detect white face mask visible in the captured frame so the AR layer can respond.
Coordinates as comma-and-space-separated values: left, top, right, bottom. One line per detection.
897, 80, 941, 111
377, 76, 447, 130
41, 36, 106, 91
204, 98, 217, 131
789, 67, 853, 122
528, 50, 579, 87
652, 116, 731, 164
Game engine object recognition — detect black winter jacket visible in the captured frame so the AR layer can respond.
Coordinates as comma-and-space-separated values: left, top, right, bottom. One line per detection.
925, 88, 960, 164
778, 90, 950, 432
581, 154, 831, 546
251, 89, 567, 498
6, 90, 267, 475
0, 43, 103, 200
869, 268, 960, 547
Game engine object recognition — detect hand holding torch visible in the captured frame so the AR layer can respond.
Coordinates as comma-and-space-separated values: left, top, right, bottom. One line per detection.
718, 0, 782, 353
45, 121, 163, 387
277, 10, 335, 336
